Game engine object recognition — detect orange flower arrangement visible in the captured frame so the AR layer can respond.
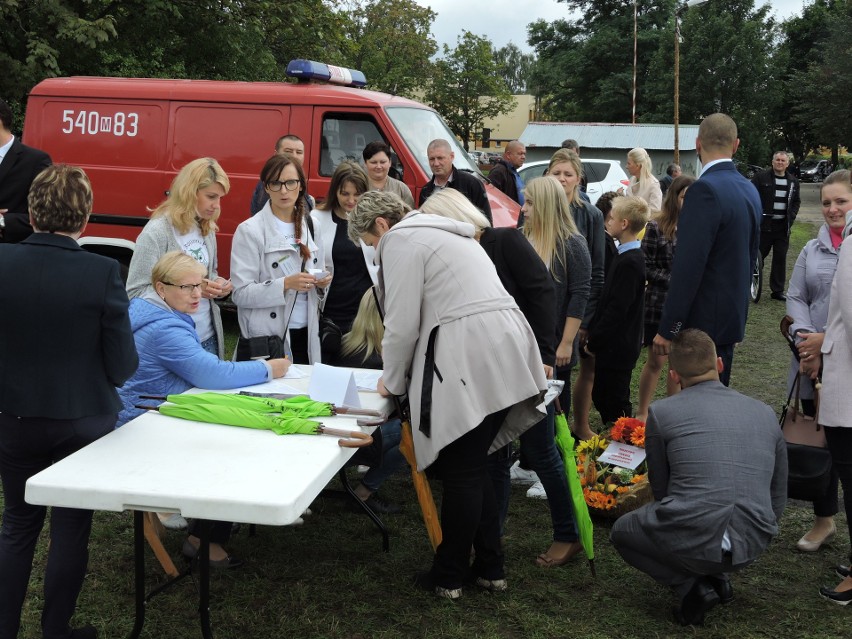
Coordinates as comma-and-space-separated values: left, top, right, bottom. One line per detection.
575, 417, 649, 514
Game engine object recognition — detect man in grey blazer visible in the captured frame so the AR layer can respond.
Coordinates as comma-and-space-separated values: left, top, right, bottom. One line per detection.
611, 329, 787, 626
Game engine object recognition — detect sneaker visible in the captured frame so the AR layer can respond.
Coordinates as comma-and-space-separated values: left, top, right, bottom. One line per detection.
475, 576, 508, 592
157, 513, 188, 530
362, 493, 403, 514
510, 460, 539, 485
413, 571, 462, 600
526, 480, 547, 500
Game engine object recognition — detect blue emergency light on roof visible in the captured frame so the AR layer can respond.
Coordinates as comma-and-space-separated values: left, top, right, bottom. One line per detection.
286, 60, 367, 88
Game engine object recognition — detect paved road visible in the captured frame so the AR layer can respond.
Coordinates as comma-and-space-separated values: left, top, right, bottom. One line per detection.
797, 182, 823, 224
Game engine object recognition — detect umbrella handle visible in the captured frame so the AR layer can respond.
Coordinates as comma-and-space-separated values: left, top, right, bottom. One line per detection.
319, 427, 373, 448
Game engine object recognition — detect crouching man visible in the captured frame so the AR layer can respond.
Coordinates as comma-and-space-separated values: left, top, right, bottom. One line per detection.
610, 328, 787, 626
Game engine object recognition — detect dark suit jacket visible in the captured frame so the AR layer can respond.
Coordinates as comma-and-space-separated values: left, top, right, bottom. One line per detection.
657, 161, 761, 345
641, 380, 787, 564
0, 138, 52, 243
479, 226, 556, 364
0, 233, 138, 419
487, 159, 521, 203
587, 247, 645, 369
418, 167, 493, 223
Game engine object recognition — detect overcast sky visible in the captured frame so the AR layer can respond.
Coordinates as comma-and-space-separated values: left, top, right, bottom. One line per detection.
417, 0, 812, 52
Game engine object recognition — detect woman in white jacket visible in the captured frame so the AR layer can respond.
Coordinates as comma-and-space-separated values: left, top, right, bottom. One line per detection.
623, 147, 662, 211
231, 154, 331, 363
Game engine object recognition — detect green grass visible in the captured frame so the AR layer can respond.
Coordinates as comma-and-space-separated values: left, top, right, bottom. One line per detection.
6, 220, 850, 639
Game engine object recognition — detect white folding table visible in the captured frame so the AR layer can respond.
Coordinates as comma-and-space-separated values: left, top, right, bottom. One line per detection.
25, 366, 392, 638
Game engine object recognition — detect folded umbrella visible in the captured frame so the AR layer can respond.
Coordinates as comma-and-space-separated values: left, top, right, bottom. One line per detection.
552, 397, 595, 577
395, 397, 442, 551
137, 402, 372, 448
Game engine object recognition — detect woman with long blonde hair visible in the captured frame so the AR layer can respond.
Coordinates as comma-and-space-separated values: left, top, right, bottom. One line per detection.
624, 147, 663, 210
522, 176, 591, 421
542, 149, 605, 442
126, 158, 233, 360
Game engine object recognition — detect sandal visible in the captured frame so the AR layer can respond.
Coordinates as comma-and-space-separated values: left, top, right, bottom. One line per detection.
535, 541, 583, 568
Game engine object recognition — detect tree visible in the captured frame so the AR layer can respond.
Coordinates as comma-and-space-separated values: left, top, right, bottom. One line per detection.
0, 0, 118, 123
642, 0, 781, 164
493, 43, 537, 94
528, 1, 676, 123
426, 31, 516, 148
788, 4, 852, 164
779, 0, 852, 161
344, 0, 437, 96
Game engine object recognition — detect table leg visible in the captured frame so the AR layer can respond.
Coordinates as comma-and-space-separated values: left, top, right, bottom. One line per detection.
197, 519, 214, 639
129, 510, 146, 639
338, 468, 389, 552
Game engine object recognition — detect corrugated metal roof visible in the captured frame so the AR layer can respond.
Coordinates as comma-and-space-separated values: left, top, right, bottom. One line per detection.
520, 122, 700, 151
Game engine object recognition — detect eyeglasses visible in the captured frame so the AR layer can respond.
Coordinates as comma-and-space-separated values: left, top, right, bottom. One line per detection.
266, 179, 301, 192
162, 282, 204, 293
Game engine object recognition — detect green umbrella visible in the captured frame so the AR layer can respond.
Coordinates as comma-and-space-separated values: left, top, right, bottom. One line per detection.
150, 393, 335, 418
143, 402, 372, 447
552, 398, 596, 577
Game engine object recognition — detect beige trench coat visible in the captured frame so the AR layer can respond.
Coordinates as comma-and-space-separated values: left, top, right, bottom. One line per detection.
376, 213, 547, 471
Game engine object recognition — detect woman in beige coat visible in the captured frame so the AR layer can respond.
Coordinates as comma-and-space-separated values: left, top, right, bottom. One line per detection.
622, 147, 663, 211
348, 191, 548, 600
817, 206, 852, 604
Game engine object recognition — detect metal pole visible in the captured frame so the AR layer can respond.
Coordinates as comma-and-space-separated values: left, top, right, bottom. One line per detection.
633, 0, 638, 124
674, 12, 680, 165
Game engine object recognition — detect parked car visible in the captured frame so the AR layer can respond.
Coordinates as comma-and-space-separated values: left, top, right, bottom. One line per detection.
467, 150, 484, 164
799, 159, 832, 183
517, 159, 630, 206
735, 161, 764, 180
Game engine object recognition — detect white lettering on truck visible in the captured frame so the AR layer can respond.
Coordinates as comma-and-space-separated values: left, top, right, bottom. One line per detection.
61, 110, 139, 137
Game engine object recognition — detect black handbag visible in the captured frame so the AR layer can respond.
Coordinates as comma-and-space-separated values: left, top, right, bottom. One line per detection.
781, 374, 832, 502
235, 335, 286, 361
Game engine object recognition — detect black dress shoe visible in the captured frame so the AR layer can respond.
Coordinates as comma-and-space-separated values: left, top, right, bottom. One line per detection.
836, 565, 850, 579
706, 574, 734, 604
362, 493, 402, 514
770, 292, 787, 301
819, 585, 852, 605
674, 579, 720, 626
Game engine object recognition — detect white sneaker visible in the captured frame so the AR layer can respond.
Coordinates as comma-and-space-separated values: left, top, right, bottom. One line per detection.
509, 460, 539, 485
157, 513, 188, 531
526, 480, 547, 500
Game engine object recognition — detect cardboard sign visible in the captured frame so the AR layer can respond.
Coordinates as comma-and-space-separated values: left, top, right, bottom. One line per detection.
597, 441, 646, 470
307, 363, 361, 408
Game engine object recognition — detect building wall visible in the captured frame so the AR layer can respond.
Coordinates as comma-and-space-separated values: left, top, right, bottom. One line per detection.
475, 95, 536, 151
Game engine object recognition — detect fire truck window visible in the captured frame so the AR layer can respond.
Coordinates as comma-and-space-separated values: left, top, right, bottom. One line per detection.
320, 115, 384, 176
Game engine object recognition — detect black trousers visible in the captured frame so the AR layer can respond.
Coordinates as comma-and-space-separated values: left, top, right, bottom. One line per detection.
0, 412, 115, 639
591, 364, 633, 425
824, 426, 852, 563
760, 220, 790, 295
426, 407, 509, 589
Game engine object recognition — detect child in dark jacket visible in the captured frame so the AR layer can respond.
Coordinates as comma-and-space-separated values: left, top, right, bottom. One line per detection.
585, 195, 649, 424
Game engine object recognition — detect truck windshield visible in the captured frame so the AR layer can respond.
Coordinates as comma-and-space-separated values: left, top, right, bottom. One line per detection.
385, 107, 480, 177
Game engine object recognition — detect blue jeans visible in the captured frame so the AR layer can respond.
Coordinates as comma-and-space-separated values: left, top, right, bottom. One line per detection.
488, 405, 579, 543
200, 335, 218, 356
361, 419, 407, 493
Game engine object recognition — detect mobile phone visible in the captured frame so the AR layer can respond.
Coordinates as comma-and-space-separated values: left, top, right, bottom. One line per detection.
309, 269, 330, 279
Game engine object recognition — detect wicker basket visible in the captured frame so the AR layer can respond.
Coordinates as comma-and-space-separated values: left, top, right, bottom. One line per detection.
588, 478, 653, 520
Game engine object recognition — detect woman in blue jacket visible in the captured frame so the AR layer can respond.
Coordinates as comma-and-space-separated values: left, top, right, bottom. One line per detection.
118, 251, 289, 567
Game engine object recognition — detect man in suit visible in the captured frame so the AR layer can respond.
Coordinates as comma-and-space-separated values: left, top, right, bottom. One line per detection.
0, 165, 138, 638
0, 98, 52, 243
752, 151, 801, 301
418, 139, 492, 223
652, 113, 761, 386
487, 140, 526, 204
611, 329, 787, 626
